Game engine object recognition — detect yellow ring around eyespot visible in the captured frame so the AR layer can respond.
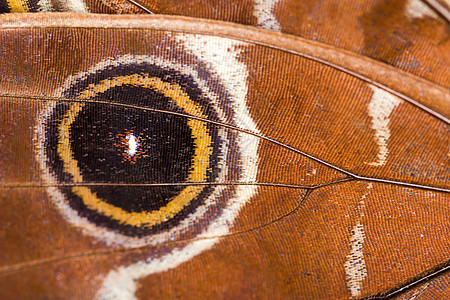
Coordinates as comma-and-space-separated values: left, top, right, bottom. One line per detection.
6, 0, 29, 12
57, 74, 213, 228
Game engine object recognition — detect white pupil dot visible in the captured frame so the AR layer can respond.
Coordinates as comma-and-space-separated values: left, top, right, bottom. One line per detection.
125, 133, 138, 157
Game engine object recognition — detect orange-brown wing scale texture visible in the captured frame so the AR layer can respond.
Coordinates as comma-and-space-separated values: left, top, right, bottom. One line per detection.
2, 0, 447, 87
0, 3, 449, 300
131, 0, 450, 87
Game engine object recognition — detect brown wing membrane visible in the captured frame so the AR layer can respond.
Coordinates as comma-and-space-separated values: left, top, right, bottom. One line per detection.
84, 0, 450, 88
0, 13, 448, 300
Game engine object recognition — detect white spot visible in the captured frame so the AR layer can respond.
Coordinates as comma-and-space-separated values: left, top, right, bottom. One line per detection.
344, 183, 372, 298
405, 0, 439, 19
361, 183, 373, 204
366, 86, 401, 167
37, 0, 52, 11
37, 0, 88, 12
344, 222, 367, 298
64, 0, 88, 13
125, 134, 138, 157
254, 0, 282, 31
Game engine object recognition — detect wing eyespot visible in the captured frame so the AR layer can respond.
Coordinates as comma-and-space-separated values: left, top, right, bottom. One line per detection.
36, 53, 259, 247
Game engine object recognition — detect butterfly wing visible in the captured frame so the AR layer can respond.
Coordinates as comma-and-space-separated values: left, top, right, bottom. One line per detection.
0, 3, 449, 300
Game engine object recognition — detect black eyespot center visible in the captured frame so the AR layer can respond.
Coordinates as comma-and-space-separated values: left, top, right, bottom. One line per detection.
41, 60, 232, 237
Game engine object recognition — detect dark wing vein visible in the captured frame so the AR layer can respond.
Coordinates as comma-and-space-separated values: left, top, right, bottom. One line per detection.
360, 262, 450, 300
0, 177, 354, 190
2, 93, 448, 193
124, 0, 155, 14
